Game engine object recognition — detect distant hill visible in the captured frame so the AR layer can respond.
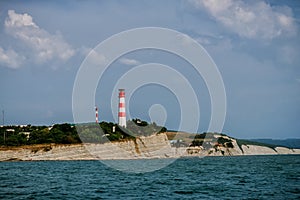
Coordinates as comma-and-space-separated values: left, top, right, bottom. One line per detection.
248, 139, 300, 149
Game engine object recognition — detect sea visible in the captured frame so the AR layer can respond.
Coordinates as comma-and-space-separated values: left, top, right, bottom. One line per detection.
0, 155, 299, 199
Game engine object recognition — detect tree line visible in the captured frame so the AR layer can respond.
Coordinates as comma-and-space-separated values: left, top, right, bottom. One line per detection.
0, 119, 167, 146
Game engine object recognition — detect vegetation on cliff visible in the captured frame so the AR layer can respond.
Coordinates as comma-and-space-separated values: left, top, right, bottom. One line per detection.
188, 132, 233, 147
0, 120, 292, 151
0, 119, 167, 146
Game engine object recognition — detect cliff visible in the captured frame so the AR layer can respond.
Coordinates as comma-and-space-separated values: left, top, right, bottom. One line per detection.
183, 133, 300, 156
0, 133, 175, 161
0, 133, 299, 161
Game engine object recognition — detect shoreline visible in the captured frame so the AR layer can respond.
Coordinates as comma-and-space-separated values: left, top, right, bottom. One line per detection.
1, 152, 300, 162
1, 144, 300, 162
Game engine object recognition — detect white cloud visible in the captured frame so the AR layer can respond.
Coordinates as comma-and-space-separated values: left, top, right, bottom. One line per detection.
190, 0, 297, 40
195, 36, 211, 45
4, 10, 75, 65
0, 47, 25, 69
80, 47, 106, 65
177, 33, 194, 45
85, 48, 106, 65
119, 58, 141, 66
5, 10, 38, 28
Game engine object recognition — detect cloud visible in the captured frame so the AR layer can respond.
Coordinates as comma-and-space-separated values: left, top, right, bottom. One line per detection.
119, 58, 141, 66
82, 48, 106, 65
0, 47, 25, 69
88, 49, 106, 64
190, 0, 297, 40
195, 36, 211, 45
4, 10, 75, 66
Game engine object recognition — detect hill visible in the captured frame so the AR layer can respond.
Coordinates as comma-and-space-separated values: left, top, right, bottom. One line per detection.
249, 139, 300, 149
1, 122, 300, 161
0, 119, 166, 147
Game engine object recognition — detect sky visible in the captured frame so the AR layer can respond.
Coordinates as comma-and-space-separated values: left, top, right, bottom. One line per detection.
0, 0, 299, 139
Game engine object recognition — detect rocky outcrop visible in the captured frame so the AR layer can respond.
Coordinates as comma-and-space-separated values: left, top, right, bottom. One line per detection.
184, 134, 300, 157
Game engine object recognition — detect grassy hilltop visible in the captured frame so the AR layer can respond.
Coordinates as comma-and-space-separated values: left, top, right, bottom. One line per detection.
0, 119, 295, 150
0, 119, 166, 147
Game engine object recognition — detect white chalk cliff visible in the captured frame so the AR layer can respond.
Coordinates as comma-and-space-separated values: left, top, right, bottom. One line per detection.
0, 133, 299, 161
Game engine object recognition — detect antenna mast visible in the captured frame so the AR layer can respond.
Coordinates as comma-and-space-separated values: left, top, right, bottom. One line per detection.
2, 110, 4, 126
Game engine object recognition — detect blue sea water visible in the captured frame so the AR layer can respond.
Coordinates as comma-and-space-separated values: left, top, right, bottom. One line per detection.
0, 155, 299, 199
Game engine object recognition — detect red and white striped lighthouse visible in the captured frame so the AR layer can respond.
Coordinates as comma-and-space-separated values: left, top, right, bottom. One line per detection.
118, 89, 126, 127
95, 106, 99, 123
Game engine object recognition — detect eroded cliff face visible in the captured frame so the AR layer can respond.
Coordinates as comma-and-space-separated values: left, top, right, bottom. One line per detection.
83, 133, 175, 160
241, 145, 277, 155
0, 133, 299, 161
0, 133, 175, 161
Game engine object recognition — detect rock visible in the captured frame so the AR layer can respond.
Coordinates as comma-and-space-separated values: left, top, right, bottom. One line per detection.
241, 145, 277, 155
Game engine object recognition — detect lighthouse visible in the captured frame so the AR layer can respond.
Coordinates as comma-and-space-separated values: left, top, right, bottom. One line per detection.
118, 89, 126, 127
95, 106, 99, 123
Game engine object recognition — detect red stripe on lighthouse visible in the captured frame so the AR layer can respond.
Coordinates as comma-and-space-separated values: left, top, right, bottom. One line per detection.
119, 103, 125, 108
119, 91, 125, 98
118, 112, 126, 117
